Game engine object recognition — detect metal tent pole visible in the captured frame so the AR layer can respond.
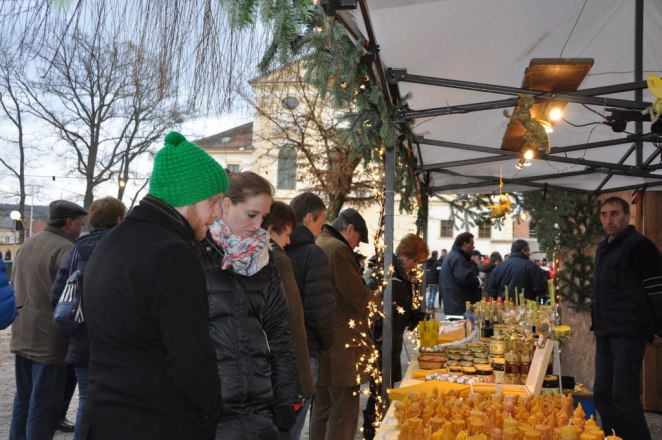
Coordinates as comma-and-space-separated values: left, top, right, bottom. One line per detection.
635, 0, 644, 166
381, 142, 395, 404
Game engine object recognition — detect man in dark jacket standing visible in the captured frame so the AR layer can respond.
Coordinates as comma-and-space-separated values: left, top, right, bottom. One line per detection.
81, 132, 226, 440
9, 200, 87, 440
287, 192, 336, 440
592, 196, 662, 440
439, 232, 480, 316
487, 240, 546, 301
424, 250, 440, 309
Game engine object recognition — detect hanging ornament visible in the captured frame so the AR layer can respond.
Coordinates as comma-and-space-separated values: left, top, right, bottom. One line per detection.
486, 168, 513, 219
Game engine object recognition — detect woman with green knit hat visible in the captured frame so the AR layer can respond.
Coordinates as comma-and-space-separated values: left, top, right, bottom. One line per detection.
80, 132, 228, 440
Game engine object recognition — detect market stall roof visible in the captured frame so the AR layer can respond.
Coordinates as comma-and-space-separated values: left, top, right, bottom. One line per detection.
338, 0, 662, 195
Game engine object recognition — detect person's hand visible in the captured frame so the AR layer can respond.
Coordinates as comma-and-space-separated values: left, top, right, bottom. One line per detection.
651, 334, 662, 347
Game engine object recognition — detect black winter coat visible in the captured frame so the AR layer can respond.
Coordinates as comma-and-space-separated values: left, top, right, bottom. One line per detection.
50, 227, 111, 367
80, 196, 222, 440
201, 236, 300, 439
487, 252, 547, 300
365, 254, 423, 383
592, 225, 662, 339
286, 224, 336, 357
424, 257, 441, 286
439, 245, 480, 315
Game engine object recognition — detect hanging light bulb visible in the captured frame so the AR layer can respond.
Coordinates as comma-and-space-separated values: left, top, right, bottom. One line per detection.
549, 107, 563, 121
523, 148, 535, 160
520, 211, 528, 221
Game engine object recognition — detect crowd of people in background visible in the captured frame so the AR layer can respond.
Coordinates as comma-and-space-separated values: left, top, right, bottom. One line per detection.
1, 131, 660, 440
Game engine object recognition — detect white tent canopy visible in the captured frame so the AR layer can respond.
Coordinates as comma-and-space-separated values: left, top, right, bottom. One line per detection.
340, 0, 662, 195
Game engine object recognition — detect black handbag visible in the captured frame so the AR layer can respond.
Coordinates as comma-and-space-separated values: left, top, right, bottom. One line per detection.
53, 249, 84, 336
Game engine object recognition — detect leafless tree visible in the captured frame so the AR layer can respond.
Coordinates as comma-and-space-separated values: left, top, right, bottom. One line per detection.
250, 61, 379, 219
19, 32, 187, 209
0, 52, 29, 239
0, 0, 267, 115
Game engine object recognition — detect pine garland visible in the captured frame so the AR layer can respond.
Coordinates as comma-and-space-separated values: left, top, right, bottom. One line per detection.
522, 190, 603, 311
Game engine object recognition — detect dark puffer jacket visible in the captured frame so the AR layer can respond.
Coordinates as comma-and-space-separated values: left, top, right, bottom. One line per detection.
439, 245, 480, 315
592, 225, 662, 339
286, 224, 336, 357
487, 251, 547, 301
201, 236, 300, 440
50, 227, 111, 367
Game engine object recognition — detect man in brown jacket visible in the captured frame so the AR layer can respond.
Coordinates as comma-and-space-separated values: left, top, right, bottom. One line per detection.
310, 208, 375, 440
9, 200, 87, 439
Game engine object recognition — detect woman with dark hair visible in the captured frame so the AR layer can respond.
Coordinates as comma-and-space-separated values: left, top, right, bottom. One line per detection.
50, 196, 126, 440
201, 172, 300, 439
264, 201, 314, 438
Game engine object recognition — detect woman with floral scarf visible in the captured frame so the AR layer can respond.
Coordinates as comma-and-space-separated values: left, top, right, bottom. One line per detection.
200, 171, 300, 440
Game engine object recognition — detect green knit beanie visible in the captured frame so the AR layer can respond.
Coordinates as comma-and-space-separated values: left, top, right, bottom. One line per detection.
149, 131, 228, 207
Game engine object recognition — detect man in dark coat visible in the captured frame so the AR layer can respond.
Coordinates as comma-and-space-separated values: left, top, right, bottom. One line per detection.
286, 192, 336, 440
487, 240, 546, 301
439, 232, 480, 316
424, 250, 440, 309
592, 196, 662, 440
80, 132, 226, 440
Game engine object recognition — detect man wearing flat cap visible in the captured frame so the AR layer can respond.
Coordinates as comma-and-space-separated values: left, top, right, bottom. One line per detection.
311, 208, 376, 440
9, 199, 87, 439
80, 132, 225, 440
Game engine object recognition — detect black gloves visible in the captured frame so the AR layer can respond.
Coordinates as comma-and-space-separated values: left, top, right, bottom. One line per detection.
274, 403, 298, 432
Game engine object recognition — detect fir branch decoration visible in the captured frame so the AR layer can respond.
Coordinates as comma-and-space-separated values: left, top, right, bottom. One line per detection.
522, 190, 602, 311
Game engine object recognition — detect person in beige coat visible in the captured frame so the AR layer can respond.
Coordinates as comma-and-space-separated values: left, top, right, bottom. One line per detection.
9, 200, 87, 439
310, 208, 375, 440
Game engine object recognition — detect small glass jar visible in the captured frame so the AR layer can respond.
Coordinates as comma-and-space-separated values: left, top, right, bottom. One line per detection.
541, 375, 560, 396
519, 349, 531, 384
462, 365, 477, 375
475, 364, 494, 382
473, 357, 489, 368
447, 360, 462, 374
504, 350, 520, 384
490, 337, 506, 356
492, 357, 505, 383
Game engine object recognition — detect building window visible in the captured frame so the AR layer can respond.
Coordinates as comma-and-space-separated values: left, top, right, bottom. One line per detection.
277, 145, 297, 189
226, 164, 240, 174
477, 222, 492, 239
281, 96, 300, 110
439, 219, 453, 238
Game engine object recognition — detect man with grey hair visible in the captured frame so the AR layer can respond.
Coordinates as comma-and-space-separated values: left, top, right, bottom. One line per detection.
487, 239, 547, 300
9, 200, 87, 439
311, 208, 375, 440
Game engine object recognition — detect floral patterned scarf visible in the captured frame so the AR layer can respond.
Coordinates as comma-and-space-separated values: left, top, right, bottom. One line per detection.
209, 219, 270, 276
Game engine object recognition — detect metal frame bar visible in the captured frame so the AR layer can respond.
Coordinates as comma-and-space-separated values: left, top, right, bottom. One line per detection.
389, 70, 650, 111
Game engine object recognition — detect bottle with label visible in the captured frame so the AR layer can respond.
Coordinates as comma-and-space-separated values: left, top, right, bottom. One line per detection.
481, 309, 494, 338
504, 349, 520, 384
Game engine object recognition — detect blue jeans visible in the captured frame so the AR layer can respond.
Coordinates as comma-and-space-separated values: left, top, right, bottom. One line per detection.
594, 335, 651, 440
73, 367, 89, 440
290, 356, 319, 440
9, 355, 66, 440
426, 285, 439, 309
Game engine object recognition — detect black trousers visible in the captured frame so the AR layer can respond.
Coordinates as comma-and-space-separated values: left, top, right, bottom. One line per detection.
593, 335, 651, 440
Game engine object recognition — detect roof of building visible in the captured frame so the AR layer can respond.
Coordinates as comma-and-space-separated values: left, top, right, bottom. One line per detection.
195, 122, 254, 152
